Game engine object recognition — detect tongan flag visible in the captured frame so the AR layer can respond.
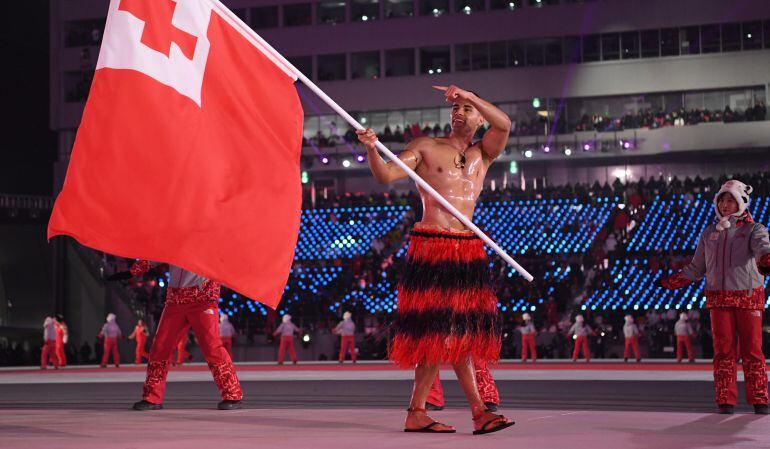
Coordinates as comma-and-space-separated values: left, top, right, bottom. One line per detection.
48, 0, 304, 308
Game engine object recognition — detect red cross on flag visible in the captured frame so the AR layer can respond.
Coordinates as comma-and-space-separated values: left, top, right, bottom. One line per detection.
48, 0, 304, 308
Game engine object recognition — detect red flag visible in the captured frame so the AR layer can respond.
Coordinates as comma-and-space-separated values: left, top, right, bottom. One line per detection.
48, 0, 304, 308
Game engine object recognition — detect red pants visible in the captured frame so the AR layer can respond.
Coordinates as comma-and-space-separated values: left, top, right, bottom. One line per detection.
41, 341, 59, 369
221, 337, 233, 357
572, 336, 590, 361
55, 343, 67, 367
521, 334, 537, 362
174, 326, 191, 365
676, 336, 694, 362
102, 338, 120, 367
134, 337, 148, 364
278, 336, 297, 363
710, 308, 768, 405
339, 335, 356, 362
427, 360, 499, 407
142, 301, 242, 404
624, 336, 640, 360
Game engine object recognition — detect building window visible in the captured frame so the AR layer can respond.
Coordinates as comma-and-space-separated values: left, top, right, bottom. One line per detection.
471, 42, 490, 70
420, 46, 450, 74
386, 0, 414, 18
660, 28, 679, 56
284, 3, 312, 27
63, 71, 94, 103
680, 26, 700, 55
351, 51, 381, 79
621, 32, 639, 59
582, 34, 600, 62
721, 23, 741, 52
250, 6, 279, 29
508, 41, 525, 67
764, 20, 770, 49
640, 29, 660, 58
63, 19, 105, 47
526, 40, 545, 66
385, 48, 415, 76
489, 41, 508, 68
742, 21, 762, 50
317, 53, 346, 81
455, 44, 472, 71
288, 56, 312, 79
701, 24, 721, 53
562, 36, 582, 64
544, 39, 562, 65
490, 0, 520, 11
317, 0, 346, 25
352, 0, 379, 22
420, 0, 449, 17
455, 0, 484, 15
232, 8, 247, 22
601, 33, 620, 60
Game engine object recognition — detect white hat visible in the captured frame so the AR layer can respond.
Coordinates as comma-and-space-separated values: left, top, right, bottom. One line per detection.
575, 315, 584, 323
714, 180, 753, 230
106, 313, 116, 322
522, 313, 531, 321
44, 317, 53, 327
220, 313, 229, 323
624, 315, 634, 324
679, 312, 688, 320
282, 314, 291, 323
343, 311, 352, 320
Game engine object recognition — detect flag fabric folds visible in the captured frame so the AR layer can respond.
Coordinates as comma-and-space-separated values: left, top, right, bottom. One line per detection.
48, 0, 304, 308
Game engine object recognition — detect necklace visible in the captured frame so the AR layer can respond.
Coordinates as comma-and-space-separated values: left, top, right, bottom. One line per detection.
454, 149, 467, 169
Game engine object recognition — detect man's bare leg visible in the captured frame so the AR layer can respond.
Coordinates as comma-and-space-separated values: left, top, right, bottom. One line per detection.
452, 358, 514, 432
405, 363, 455, 431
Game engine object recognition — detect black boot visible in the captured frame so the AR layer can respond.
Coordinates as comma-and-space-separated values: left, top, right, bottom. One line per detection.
484, 402, 499, 412
717, 404, 734, 414
754, 405, 769, 415
133, 400, 163, 411
218, 400, 243, 410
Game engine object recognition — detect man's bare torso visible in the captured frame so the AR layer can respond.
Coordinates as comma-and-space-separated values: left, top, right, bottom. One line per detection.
412, 137, 490, 231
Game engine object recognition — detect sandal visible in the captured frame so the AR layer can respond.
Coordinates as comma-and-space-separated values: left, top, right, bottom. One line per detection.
404, 407, 456, 433
472, 410, 515, 435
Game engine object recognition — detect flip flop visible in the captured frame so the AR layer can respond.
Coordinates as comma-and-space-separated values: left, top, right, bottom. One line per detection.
472, 414, 515, 435
404, 421, 456, 433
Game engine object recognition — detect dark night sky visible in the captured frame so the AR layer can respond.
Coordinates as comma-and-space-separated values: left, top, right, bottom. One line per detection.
0, 1, 56, 196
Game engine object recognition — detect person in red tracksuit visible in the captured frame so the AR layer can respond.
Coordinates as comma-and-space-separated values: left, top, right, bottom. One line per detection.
99, 313, 122, 367
334, 311, 357, 363
623, 314, 642, 362
219, 314, 236, 358
567, 315, 593, 362
674, 312, 696, 363
128, 319, 149, 364
109, 260, 243, 411
54, 315, 68, 367
274, 314, 300, 365
41, 317, 59, 370
662, 180, 770, 415
519, 313, 537, 363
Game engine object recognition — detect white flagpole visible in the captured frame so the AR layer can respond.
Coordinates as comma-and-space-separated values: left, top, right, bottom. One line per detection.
210, 0, 533, 282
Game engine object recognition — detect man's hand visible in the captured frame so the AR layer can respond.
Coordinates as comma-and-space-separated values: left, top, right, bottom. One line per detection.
355, 128, 378, 151
433, 85, 475, 103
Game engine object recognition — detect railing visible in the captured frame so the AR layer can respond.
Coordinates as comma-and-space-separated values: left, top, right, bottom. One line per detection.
0, 194, 54, 210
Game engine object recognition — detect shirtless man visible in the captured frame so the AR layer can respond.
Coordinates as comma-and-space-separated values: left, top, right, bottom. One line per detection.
357, 85, 514, 435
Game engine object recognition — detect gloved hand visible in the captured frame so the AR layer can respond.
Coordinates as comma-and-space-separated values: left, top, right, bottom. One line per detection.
758, 253, 770, 276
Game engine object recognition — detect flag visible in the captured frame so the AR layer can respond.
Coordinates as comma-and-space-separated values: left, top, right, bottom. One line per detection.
48, 0, 304, 308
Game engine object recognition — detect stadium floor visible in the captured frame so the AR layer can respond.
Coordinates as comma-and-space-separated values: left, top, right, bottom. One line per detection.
0, 360, 768, 449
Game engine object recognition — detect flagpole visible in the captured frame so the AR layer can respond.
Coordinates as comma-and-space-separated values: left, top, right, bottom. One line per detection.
209, 0, 533, 282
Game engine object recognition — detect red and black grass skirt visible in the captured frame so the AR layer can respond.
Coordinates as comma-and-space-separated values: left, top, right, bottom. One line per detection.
389, 226, 501, 367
